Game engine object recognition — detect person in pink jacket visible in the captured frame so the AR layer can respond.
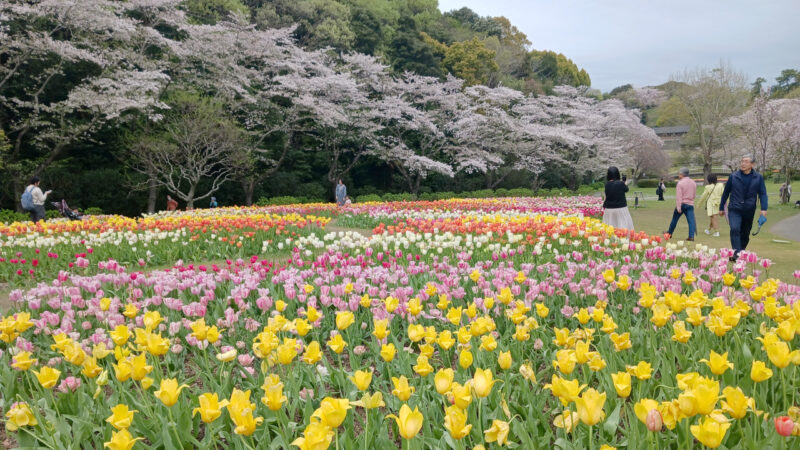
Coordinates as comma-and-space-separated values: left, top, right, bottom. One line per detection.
665, 167, 697, 240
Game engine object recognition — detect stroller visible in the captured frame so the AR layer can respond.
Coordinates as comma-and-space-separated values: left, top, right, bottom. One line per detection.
51, 199, 84, 220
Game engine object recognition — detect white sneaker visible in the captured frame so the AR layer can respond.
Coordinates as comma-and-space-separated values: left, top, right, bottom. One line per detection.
704, 229, 711, 235
712, 232, 720, 237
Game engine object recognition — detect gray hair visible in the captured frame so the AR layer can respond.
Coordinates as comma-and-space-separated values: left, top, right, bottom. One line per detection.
741, 154, 754, 163
679, 167, 690, 176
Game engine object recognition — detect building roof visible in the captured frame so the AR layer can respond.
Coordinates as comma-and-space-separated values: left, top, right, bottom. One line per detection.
652, 125, 690, 135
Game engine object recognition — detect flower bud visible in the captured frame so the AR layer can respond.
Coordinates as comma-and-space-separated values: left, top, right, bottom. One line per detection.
646, 409, 662, 432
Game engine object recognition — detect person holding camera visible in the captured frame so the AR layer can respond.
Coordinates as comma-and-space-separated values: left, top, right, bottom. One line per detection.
21, 176, 51, 222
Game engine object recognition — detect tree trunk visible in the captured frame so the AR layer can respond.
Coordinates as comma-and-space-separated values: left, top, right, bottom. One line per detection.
703, 160, 712, 181
147, 177, 158, 213
187, 185, 196, 209
243, 180, 256, 206
13, 179, 23, 213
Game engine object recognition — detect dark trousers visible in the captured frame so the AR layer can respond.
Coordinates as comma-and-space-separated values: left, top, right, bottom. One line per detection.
728, 209, 755, 255
667, 204, 696, 238
657, 191, 664, 201
28, 205, 46, 222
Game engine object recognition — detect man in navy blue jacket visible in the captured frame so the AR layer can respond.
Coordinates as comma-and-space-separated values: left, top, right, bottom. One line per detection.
719, 155, 768, 261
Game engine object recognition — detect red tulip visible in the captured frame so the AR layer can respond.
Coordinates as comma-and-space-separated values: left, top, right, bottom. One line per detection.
775, 416, 794, 437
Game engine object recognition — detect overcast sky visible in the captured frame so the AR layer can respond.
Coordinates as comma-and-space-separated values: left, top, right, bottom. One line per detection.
437, 0, 800, 92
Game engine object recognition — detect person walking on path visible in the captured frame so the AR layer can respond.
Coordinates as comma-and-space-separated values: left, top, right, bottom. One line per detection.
602, 166, 634, 230
166, 195, 178, 212
665, 167, 697, 241
656, 178, 666, 201
21, 176, 51, 222
698, 174, 725, 237
335, 179, 347, 207
719, 155, 768, 261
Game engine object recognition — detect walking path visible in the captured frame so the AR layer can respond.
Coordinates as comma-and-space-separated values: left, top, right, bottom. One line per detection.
771, 212, 800, 242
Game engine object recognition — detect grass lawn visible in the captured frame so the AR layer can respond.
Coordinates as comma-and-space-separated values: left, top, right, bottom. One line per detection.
626, 184, 800, 280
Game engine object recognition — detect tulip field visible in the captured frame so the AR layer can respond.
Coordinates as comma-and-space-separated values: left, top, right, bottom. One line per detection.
2, 197, 800, 449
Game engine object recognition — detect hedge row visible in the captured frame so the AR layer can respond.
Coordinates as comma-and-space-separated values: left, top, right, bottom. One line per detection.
254, 183, 606, 206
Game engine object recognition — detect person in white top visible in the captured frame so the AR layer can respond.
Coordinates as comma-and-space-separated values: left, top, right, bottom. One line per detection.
24, 176, 51, 222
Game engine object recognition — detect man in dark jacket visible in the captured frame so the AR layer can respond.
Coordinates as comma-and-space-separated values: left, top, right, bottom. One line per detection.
719, 155, 768, 261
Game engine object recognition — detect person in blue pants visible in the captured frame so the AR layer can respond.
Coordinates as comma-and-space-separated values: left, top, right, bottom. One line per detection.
666, 167, 697, 240
719, 155, 768, 261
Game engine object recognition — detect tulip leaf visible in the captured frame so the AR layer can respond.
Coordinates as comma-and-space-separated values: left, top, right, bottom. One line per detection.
603, 402, 621, 437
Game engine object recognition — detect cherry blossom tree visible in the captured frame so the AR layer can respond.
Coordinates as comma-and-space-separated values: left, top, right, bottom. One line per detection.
1, 0, 171, 209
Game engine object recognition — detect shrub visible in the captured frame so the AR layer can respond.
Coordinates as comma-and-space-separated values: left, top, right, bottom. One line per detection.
382, 193, 415, 202
0, 209, 29, 224
46, 210, 61, 219
355, 194, 382, 203
508, 188, 535, 197
470, 189, 495, 198
83, 207, 104, 216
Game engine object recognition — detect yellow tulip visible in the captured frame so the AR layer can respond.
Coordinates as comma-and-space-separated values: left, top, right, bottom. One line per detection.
459, 349, 473, 369
82, 357, 103, 378
216, 348, 238, 363
553, 349, 577, 375
611, 372, 631, 398
372, 319, 389, 340
106, 404, 137, 430
435, 368, 455, 395
92, 343, 113, 359
380, 343, 396, 362
671, 320, 693, 343
275, 299, 287, 312
690, 416, 731, 449
554, 410, 579, 433
386, 404, 424, 440
385, 296, 399, 313
232, 411, 263, 436
302, 341, 322, 364
103, 429, 144, 450
312, 397, 350, 428
535, 303, 549, 318
751, 360, 773, 382
326, 333, 347, 354
575, 388, 606, 426
449, 382, 473, 409
700, 351, 734, 376
407, 324, 425, 342
609, 332, 632, 352
276, 338, 297, 365
573, 308, 591, 324
472, 368, 500, 398
479, 334, 497, 352
349, 370, 373, 391
407, 297, 422, 316
123, 304, 138, 319
33, 366, 61, 389
413, 355, 434, 376
110, 325, 131, 346
485, 419, 510, 446
10, 351, 37, 371
129, 353, 152, 381
292, 421, 335, 450
634, 399, 660, 424
602, 268, 615, 283
720, 387, 751, 419
498, 351, 512, 370
436, 330, 455, 350
765, 341, 800, 369
335, 311, 354, 330
627, 361, 652, 380
154, 378, 189, 407
262, 383, 287, 411
62, 341, 87, 366
193, 393, 228, 423
391, 376, 415, 401
444, 405, 472, 439
519, 363, 537, 383
350, 392, 385, 409
5, 402, 37, 431
294, 318, 312, 337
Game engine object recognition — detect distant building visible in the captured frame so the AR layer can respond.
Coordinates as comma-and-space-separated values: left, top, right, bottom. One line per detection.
652, 125, 689, 152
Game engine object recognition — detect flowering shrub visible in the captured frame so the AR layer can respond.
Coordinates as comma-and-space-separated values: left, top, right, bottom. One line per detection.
1, 199, 800, 449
